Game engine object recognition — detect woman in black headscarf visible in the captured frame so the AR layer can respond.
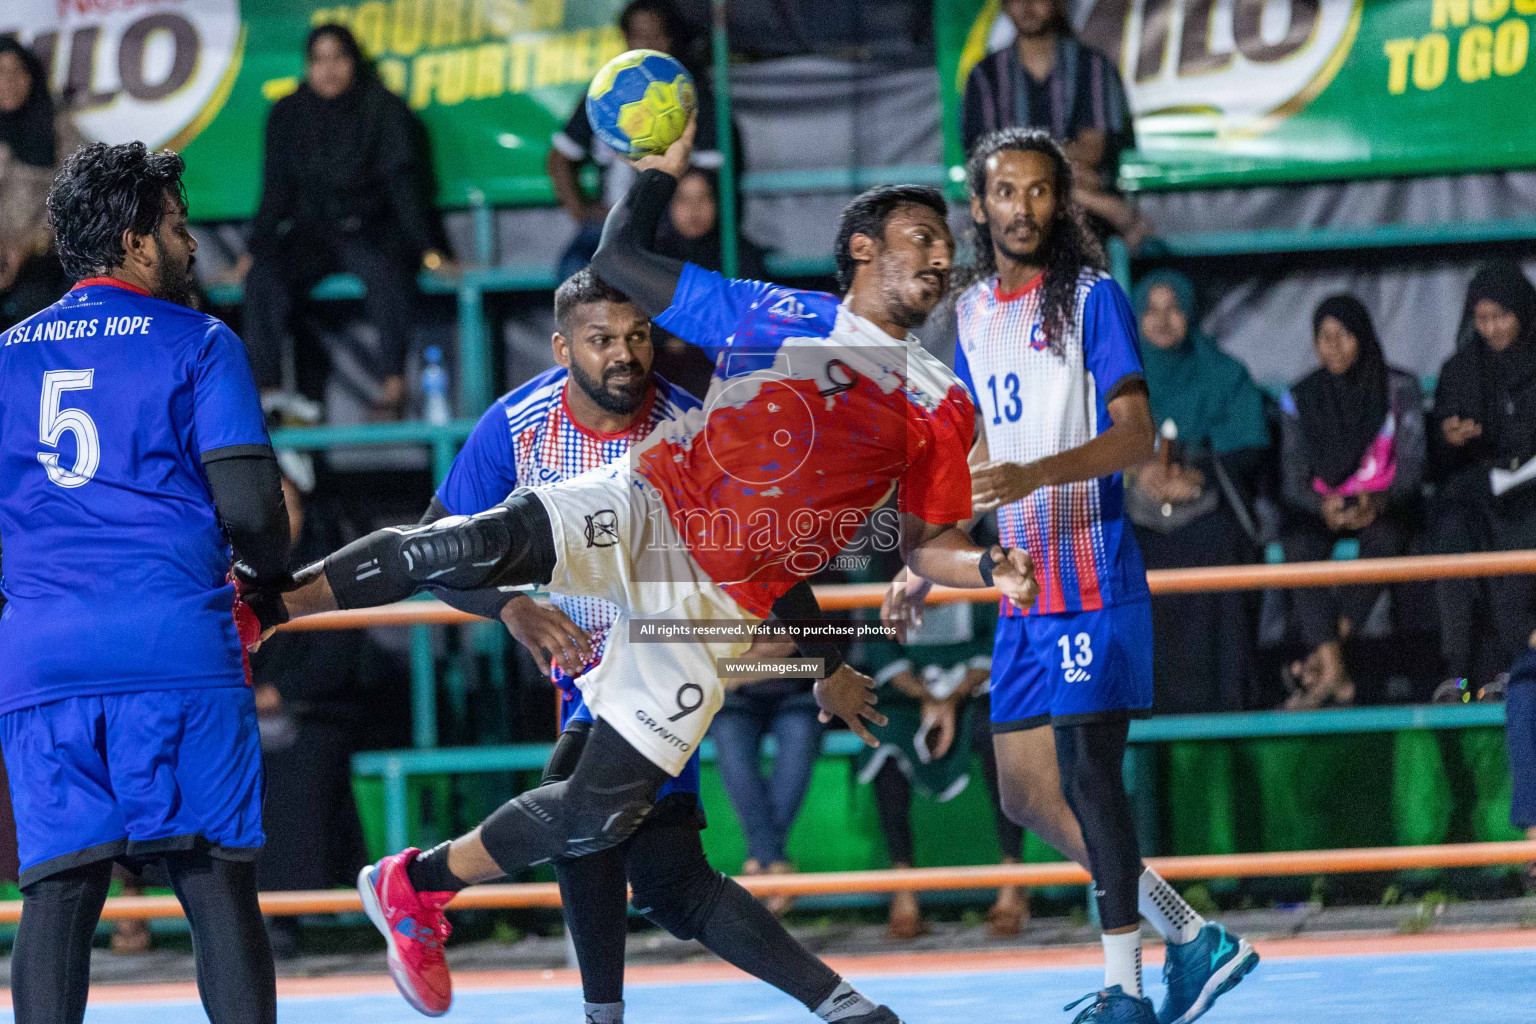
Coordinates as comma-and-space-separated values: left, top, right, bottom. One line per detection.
1278, 295, 1426, 708
237, 25, 447, 416
0, 38, 82, 329
1429, 262, 1536, 689
648, 168, 767, 399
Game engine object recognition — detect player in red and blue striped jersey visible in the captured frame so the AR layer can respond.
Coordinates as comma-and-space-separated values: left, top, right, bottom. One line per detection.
887, 129, 1257, 1024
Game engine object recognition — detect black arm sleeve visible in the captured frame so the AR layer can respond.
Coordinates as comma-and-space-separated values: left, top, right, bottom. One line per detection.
204, 453, 291, 584
418, 496, 519, 620
589, 168, 685, 317
769, 579, 844, 675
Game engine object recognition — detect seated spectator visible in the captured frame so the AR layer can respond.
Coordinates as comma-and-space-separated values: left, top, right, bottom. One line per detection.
234, 25, 446, 418
254, 468, 376, 957
856, 602, 1027, 941
1126, 271, 1269, 712
649, 167, 766, 397
708, 668, 823, 915
1278, 296, 1425, 709
0, 38, 82, 329
548, 0, 729, 281
1429, 262, 1536, 689
960, 0, 1148, 245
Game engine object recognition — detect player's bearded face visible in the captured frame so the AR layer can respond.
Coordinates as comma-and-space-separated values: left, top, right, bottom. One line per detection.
873, 207, 953, 330
565, 302, 655, 416
150, 205, 197, 308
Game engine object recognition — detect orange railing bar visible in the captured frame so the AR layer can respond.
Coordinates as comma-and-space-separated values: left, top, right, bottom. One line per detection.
16, 841, 1535, 922
278, 549, 1536, 629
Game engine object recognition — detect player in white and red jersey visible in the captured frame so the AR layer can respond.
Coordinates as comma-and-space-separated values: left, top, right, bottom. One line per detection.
259, 119, 1038, 1018
886, 129, 1256, 1024
418, 268, 898, 1024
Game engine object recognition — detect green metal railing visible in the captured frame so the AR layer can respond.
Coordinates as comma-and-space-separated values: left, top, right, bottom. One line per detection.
352, 703, 1508, 856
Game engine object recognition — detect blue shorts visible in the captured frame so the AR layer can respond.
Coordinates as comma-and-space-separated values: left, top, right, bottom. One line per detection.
0, 688, 264, 887
989, 599, 1154, 732
561, 690, 701, 799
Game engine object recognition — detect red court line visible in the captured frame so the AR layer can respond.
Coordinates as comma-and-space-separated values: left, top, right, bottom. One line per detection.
22, 929, 1536, 1006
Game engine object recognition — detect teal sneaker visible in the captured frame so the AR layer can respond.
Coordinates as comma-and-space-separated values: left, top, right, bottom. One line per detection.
1064, 985, 1158, 1024
1156, 922, 1260, 1024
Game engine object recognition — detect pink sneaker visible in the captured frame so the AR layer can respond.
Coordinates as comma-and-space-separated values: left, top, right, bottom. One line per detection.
358, 849, 454, 1016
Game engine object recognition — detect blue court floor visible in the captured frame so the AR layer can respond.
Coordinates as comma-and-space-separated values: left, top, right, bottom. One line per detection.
19, 944, 1536, 1023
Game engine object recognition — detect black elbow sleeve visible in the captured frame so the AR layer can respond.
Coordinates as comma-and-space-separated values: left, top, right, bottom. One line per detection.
203, 453, 291, 584
590, 169, 685, 315
769, 579, 844, 675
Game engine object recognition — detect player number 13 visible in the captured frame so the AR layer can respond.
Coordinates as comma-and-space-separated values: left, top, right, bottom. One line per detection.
1058, 632, 1093, 669
985, 373, 1023, 425
37, 369, 100, 488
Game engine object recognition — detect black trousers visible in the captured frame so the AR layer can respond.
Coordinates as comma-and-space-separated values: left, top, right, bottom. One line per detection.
1136, 508, 1257, 712
257, 718, 368, 892
12, 853, 274, 1024
1430, 469, 1536, 679
243, 234, 415, 392
871, 696, 1023, 866
1283, 512, 1411, 649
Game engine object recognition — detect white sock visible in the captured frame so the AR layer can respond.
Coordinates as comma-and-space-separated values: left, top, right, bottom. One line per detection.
1137, 867, 1205, 945
1102, 929, 1143, 997
816, 980, 878, 1022
584, 1001, 623, 1024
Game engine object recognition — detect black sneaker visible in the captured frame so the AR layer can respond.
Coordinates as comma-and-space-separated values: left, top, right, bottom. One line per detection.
843, 1009, 902, 1024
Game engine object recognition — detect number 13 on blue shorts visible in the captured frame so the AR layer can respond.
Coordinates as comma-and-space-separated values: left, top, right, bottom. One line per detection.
988, 599, 1154, 731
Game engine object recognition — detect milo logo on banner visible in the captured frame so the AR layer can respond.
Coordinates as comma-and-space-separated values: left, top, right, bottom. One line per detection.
4, 0, 244, 150
961, 0, 1361, 133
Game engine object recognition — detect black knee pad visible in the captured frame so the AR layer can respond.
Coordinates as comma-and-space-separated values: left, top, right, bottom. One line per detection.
325, 492, 554, 609
562, 783, 655, 859
480, 776, 656, 872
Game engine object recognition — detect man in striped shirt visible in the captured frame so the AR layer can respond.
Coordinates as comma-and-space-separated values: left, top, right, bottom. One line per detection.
961, 0, 1147, 244
887, 128, 1255, 1024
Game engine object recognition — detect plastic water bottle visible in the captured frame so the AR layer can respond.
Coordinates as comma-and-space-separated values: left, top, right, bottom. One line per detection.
422, 346, 451, 426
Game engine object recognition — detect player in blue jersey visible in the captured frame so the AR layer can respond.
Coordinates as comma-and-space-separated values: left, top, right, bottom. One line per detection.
885, 129, 1257, 1024
411, 268, 898, 1024
0, 143, 290, 1023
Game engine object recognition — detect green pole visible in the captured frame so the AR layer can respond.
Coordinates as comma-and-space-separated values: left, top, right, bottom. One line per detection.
711, 0, 738, 278
1108, 235, 1132, 293
383, 757, 409, 852
457, 282, 491, 416
411, 624, 437, 748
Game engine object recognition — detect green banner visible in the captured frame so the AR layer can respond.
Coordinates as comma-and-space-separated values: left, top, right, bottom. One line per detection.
6, 0, 626, 221
938, 0, 1536, 190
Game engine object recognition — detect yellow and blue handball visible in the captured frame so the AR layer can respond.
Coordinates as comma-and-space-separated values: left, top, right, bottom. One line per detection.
586, 49, 696, 158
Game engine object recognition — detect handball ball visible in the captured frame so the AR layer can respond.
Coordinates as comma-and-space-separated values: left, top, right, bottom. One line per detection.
586, 49, 696, 158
